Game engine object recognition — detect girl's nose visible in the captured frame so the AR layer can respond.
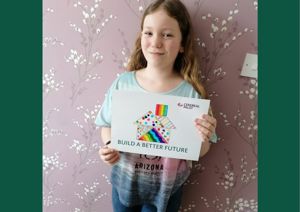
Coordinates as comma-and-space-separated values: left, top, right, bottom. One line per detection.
152, 35, 162, 48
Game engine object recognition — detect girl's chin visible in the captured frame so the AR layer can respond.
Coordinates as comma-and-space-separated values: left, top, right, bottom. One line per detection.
146, 61, 165, 67
147, 54, 164, 59
146, 63, 174, 71
145, 56, 165, 64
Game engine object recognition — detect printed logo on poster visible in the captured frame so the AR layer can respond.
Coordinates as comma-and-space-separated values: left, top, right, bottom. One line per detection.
135, 104, 175, 144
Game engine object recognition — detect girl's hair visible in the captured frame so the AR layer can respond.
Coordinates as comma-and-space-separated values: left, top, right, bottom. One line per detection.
127, 0, 207, 98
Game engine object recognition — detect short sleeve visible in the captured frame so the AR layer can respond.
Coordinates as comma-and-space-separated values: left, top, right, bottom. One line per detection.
94, 78, 118, 127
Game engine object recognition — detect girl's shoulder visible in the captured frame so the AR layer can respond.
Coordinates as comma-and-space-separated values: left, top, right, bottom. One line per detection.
110, 71, 139, 90
116, 71, 134, 81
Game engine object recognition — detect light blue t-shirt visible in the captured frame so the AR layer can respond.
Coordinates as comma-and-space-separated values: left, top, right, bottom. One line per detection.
95, 71, 217, 143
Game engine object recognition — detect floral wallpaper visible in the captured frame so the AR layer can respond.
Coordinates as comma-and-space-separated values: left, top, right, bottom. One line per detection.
43, 0, 257, 211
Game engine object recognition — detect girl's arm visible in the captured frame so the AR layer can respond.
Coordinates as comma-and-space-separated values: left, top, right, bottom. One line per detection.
199, 140, 211, 157
101, 127, 112, 144
99, 127, 120, 165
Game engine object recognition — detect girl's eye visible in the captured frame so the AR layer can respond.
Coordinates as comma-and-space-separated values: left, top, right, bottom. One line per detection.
144, 32, 152, 36
163, 33, 173, 38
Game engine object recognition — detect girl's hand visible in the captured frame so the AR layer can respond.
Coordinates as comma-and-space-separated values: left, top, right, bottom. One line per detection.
194, 114, 217, 143
99, 146, 120, 165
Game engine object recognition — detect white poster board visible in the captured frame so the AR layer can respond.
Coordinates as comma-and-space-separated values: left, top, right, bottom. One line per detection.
111, 90, 210, 161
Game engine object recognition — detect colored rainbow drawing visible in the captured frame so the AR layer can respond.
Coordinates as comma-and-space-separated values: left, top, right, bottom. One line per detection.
134, 104, 176, 144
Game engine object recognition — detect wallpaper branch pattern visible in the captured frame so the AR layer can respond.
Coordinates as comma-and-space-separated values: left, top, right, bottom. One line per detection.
43, 0, 257, 211
196, 2, 254, 88
65, 0, 117, 106
111, 29, 131, 70
69, 105, 101, 182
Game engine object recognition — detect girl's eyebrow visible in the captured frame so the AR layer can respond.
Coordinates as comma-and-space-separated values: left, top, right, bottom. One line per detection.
143, 26, 174, 31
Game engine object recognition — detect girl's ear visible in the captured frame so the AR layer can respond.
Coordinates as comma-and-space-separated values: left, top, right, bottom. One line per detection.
179, 46, 184, 53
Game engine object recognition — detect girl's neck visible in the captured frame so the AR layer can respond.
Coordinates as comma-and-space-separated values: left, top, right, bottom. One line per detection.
143, 66, 178, 81
135, 66, 183, 93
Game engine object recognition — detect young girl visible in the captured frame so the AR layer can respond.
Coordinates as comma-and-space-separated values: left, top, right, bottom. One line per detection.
95, 0, 217, 211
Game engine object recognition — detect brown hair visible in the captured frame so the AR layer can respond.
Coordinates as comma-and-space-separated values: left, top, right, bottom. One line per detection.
127, 0, 207, 98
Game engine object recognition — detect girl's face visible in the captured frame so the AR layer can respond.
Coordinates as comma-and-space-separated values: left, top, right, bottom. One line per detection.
141, 9, 183, 69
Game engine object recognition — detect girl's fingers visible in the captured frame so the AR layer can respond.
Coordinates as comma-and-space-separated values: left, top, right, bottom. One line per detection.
197, 128, 209, 143
99, 146, 120, 165
198, 120, 214, 131
108, 153, 120, 164
201, 114, 217, 128
195, 119, 215, 133
103, 151, 119, 162
195, 124, 212, 141
102, 152, 120, 165
100, 146, 116, 156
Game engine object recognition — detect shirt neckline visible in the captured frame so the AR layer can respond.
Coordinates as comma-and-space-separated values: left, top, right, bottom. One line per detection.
132, 71, 186, 95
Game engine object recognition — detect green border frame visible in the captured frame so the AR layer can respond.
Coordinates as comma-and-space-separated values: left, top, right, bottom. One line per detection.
0, 1, 42, 211
259, 0, 299, 211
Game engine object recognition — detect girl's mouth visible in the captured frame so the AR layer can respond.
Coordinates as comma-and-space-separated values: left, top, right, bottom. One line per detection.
149, 52, 164, 55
